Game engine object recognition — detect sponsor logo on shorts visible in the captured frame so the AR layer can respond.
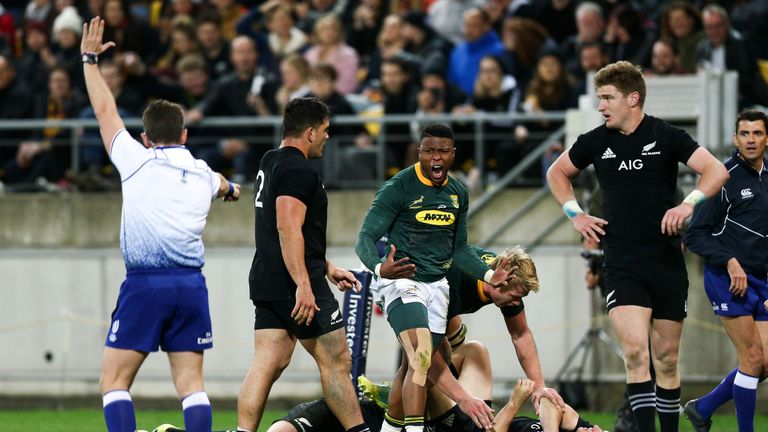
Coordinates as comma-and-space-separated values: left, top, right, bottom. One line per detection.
108, 320, 120, 343
415, 210, 455, 226
741, 188, 753, 199
295, 417, 313, 431
712, 302, 719, 311
601, 147, 616, 159
606, 290, 616, 307
720, 303, 729, 312
331, 308, 342, 325
197, 332, 212, 345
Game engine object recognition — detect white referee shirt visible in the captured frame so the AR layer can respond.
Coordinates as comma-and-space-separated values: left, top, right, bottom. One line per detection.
109, 129, 221, 270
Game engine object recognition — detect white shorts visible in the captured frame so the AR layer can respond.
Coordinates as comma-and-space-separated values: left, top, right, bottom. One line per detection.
375, 277, 450, 334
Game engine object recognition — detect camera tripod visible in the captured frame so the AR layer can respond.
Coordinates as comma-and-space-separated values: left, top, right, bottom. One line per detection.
554, 288, 624, 397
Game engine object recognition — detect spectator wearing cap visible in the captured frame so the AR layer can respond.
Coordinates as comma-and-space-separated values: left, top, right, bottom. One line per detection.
304, 13, 360, 94
51, 5, 85, 92
402, 11, 452, 80
17, 20, 55, 98
448, 7, 504, 98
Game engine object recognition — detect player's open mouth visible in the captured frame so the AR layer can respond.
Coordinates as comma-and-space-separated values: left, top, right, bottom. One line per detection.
431, 164, 444, 179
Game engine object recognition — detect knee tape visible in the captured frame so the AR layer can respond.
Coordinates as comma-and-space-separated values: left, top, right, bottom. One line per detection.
398, 328, 432, 387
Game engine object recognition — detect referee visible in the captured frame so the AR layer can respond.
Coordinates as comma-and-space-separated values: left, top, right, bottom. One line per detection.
683, 110, 768, 432
546, 61, 728, 432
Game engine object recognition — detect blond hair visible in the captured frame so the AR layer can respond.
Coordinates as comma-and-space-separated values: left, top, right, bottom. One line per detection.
593, 61, 646, 106
489, 246, 539, 293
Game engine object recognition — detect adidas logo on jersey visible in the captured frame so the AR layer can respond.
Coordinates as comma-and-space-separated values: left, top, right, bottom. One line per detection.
601, 147, 616, 159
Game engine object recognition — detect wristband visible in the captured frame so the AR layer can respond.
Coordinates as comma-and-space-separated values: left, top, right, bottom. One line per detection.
562, 199, 584, 219
225, 182, 235, 198
682, 189, 706, 207
374, 263, 382, 277
81, 52, 98, 65
483, 269, 495, 285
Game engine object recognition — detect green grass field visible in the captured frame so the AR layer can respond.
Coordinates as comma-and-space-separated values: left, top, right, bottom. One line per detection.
0, 409, 762, 431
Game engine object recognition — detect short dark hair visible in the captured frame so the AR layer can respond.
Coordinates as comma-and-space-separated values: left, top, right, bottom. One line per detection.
282, 97, 331, 139
735, 110, 768, 133
311, 63, 337, 82
143, 99, 185, 144
420, 123, 454, 143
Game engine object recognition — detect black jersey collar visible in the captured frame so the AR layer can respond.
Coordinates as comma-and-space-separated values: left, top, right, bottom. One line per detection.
414, 162, 449, 187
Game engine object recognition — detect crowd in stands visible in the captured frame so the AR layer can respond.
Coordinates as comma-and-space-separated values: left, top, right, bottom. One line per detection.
0, 0, 767, 191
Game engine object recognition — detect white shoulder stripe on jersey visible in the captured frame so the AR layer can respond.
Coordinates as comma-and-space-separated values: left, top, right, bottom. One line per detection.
108, 128, 128, 158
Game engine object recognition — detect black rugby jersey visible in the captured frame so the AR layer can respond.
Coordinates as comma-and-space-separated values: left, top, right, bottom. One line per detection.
568, 115, 699, 262
249, 146, 328, 301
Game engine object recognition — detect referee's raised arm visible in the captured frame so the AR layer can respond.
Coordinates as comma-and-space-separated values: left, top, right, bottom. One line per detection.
81, 17, 122, 154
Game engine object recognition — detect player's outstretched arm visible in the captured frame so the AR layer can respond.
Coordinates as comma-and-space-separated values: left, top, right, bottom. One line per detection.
81, 17, 123, 154
427, 351, 494, 430
214, 173, 240, 202
546, 151, 607, 243
662, 147, 729, 235
492, 378, 534, 432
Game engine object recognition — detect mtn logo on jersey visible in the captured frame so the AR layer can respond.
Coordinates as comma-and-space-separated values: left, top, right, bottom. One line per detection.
642, 141, 661, 156
741, 188, 754, 199
601, 147, 617, 159
415, 210, 455, 226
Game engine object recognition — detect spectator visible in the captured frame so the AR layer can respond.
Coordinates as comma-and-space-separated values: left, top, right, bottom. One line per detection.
175, 54, 211, 109
17, 21, 55, 95
307, 63, 359, 141
659, 1, 704, 73
0, 55, 34, 167
428, 0, 484, 45
294, 0, 344, 36
274, 53, 311, 114
646, 39, 685, 77
265, 3, 307, 60
603, 3, 655, 67
304, 13, 359, 95
448, 7, 504, 98
534, 0, 577, 44
365, 14, 419, 86
347, 0, 385, 65
455, 55, 520, 178
560, 1, 605, 77
379, 57, 418, 170
0, 3, 16, 57
51, 5, 84, 92
499, 17, 555, 96
514, 48, 578, 182
101, 0, 158, 62
402, 11, 452, 80
574, 41, 608, 94
187, 36, 277, 181
209, 0, 244, 41
153, 18, 201, 81
24, 0, 55, 27
196, 12, 231, 81
698, 4, 768, 108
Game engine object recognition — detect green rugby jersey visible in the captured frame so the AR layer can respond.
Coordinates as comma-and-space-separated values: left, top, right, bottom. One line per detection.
446, 246, 524, 319
356, 163, 489, 283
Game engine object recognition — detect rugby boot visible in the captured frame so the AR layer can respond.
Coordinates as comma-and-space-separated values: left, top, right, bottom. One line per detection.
683, 399, 712, 432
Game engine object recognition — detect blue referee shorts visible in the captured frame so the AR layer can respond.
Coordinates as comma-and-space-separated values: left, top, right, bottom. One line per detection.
704, 265, 768, 320
105, 268, 213, 352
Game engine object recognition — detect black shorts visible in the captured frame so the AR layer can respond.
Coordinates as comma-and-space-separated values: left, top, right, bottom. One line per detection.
253, 278, 343, 339
508, 416, 592, 432
275, 398, 384, 431
427, 403, 494, 432
603, 248, 688, 321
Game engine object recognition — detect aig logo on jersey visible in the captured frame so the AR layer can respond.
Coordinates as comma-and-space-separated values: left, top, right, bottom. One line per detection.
415, 210, 455, 226
618, 159, 644, 171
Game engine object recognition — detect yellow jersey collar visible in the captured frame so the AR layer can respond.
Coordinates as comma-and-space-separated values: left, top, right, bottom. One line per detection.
414, 162, 448, 187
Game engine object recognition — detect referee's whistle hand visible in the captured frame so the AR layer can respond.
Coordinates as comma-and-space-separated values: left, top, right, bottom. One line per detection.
571, 213, 607, 244
661, 203, 693, 236
380, 244, 416, 279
